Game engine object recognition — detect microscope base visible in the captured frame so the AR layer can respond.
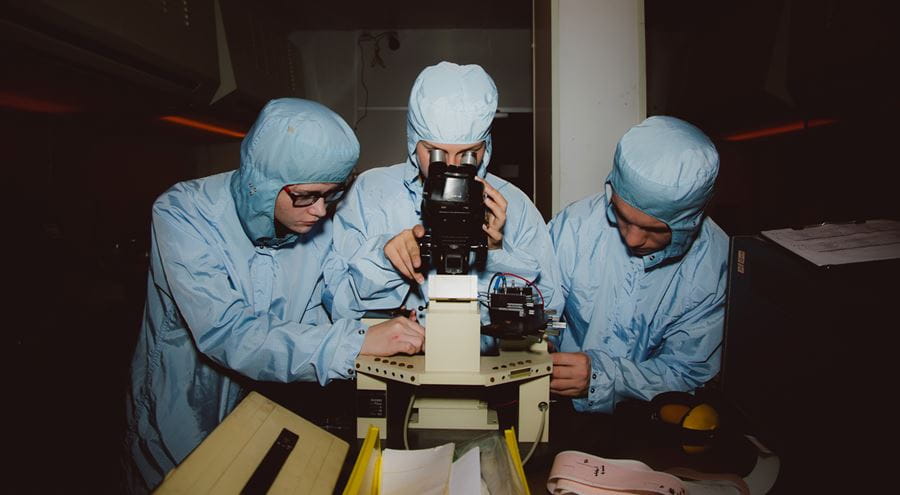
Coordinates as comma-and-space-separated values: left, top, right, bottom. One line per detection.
355, 350, 551, 445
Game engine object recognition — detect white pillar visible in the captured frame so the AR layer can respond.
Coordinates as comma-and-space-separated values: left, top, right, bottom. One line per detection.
552, 0, 646, 215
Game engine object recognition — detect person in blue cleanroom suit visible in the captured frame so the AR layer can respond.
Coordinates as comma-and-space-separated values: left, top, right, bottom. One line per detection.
323, 61, 561, 330
548, 116, 728, 413
124, 98, 424, 493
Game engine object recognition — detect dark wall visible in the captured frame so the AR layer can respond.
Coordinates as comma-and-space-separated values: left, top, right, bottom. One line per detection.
643, 3, 899, 491
5, 67, 243, 493
646, 0, 900, 234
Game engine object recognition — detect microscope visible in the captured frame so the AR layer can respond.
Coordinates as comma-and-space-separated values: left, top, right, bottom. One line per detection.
355, 149, 559, 449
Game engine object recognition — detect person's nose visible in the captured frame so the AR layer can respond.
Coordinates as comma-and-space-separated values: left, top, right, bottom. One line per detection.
623, 225, 647, 249
308, 197, 327, 217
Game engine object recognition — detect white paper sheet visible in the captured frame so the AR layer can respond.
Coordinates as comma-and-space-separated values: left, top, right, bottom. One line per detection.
761, 219, 900, 266
380, 443, 455, 495
449, 446, 481, 495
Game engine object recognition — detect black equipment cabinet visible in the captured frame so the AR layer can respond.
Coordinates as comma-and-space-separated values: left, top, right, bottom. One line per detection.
723, 234, 898, 493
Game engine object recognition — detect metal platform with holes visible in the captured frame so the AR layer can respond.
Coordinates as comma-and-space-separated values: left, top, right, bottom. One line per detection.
355, 350, 553, 387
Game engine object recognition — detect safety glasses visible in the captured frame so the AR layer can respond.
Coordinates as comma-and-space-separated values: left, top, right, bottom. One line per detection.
282, 180, 351, 208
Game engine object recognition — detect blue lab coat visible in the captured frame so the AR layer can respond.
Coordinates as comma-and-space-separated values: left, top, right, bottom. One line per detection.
549, 116, 729, 413
125, 99, 365, 491
323, 62, 561, 325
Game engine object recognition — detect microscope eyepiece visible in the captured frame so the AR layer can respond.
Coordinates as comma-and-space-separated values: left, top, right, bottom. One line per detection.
429, 149, 447, 164
460, 150, 478, 167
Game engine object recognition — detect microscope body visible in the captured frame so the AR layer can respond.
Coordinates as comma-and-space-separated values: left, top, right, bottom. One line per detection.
354, 150, 556, 447
418, 149, 488, 275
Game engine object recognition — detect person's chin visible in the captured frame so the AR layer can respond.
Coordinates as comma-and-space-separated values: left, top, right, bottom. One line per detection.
292, 221, 317, 234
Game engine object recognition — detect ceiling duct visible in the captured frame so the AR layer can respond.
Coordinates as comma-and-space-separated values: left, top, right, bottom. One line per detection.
1, 0, 220, 104
1, 0, 303, 118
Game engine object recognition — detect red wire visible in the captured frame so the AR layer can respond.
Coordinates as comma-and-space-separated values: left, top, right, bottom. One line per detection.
500, 272, 545, 306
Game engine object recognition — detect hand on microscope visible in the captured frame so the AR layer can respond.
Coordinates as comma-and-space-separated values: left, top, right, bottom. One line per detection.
550, 352, 592, 397
384, 224, 426, 284
476, 177, 507, 250
359, 310, 425, 356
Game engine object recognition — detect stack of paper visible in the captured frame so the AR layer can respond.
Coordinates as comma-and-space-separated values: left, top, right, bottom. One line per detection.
343, 426, 528, 495
380, 444, 484, 495
761, 219, 900, 266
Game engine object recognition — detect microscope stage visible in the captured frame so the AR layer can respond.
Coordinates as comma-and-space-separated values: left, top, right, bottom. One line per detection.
355, 350, 552, 387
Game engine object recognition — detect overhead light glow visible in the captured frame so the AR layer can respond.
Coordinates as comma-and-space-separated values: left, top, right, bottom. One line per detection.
724, 118, 837, 142
0, 92, 81, 113
160, 115, 246, 138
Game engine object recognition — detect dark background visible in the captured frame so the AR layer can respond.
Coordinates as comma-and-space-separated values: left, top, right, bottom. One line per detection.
3, 0, 898, 492
646, 1, 900, 233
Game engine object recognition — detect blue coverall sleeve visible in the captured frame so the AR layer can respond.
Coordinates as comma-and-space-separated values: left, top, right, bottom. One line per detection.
153, 210, 366, 385
574, 270, 726, 413
322, 176, 413, 319
546, 211, 577, 350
